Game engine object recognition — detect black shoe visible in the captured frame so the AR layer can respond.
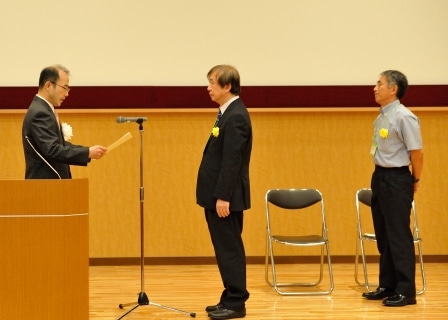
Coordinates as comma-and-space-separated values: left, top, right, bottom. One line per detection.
362, 287, 394, 300
383, 294, 416, 306
208, 307, 246, 319
206, 303, 223, 312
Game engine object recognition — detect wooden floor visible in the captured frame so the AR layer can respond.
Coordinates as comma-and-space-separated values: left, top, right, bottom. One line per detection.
90, 263, 447, 319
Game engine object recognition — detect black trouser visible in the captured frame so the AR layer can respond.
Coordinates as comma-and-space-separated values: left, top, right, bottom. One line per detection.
205, 209, 249, 311
371, 166, 416, 296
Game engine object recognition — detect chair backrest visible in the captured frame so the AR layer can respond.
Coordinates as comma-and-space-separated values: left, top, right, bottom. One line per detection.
355, 188, 374, 237
357, 188, 372, 207
266, 188, 322, 209
265, 188, 327, 238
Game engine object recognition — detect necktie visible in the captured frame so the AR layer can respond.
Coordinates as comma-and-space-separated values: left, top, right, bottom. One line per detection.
54, 110, 60, 126
213, 109, 222, 127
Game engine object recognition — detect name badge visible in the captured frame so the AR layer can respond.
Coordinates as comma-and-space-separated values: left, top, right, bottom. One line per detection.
370, 143, 377, 156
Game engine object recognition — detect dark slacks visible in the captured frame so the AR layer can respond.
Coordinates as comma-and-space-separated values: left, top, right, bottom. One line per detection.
205, 209, 249, 311
371, 166, 416, 296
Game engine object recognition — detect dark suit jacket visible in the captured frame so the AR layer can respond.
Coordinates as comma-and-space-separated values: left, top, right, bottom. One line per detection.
22, 96, 90, 179
196, 98, 252, 211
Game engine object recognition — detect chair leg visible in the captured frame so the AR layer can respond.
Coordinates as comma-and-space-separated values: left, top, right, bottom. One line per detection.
354, 239, 363, 286
416, 241, 426, 295
316, 246, 324, 286
269, 246, 280, 292
357, 240, 378, 292
356, 239, 426, 295
325, 243, 334, 294
266, 242, 333, 295
265, 235, 275, 287
265, 236, 280, 290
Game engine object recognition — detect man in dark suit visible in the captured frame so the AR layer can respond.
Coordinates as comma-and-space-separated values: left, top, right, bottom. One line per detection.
196, 65, 252, 320
22, 65, 107, 179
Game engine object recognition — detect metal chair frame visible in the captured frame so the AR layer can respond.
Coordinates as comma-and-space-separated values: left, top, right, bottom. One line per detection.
354, 188, 426, 295
265, 188, 334, 295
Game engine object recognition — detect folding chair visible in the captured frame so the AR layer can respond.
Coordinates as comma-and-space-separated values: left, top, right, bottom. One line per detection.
354, 188, 426, 294
265, 188, 334, 295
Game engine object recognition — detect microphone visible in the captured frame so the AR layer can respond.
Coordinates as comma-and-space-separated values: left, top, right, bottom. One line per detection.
116, 116, 147, 123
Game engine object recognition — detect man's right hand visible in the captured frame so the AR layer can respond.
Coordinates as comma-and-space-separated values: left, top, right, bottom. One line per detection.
89, 145, 107, 159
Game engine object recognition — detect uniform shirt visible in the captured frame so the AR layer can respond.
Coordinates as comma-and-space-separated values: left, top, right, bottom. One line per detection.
372, 99, 423, 167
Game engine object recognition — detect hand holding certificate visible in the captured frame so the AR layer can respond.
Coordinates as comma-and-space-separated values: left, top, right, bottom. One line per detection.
107, 132, 133, 152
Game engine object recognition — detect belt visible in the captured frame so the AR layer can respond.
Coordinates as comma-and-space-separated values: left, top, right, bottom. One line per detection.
375, 165, 409, 172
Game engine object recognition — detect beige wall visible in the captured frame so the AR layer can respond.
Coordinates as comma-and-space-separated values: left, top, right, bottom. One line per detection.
2, 108, 447, 258
1, 0, 448, 86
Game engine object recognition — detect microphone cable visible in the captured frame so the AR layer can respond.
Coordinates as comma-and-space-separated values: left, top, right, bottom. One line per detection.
25, 135, 61, 179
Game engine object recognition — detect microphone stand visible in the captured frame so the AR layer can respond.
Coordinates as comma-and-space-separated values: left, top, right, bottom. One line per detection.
117, 119, 196, 319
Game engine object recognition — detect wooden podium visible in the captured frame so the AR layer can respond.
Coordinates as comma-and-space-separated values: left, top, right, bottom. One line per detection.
0, 179, 89, 320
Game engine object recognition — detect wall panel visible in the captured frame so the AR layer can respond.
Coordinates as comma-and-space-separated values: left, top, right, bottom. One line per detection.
2, 107, 447, 258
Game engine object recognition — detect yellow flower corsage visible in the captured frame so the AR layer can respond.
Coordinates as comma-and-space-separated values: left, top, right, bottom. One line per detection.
211, 127, 219, 138
378, 128, 388, 139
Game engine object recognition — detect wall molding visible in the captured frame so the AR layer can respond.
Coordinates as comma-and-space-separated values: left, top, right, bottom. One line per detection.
1, 85, 447, 109
89, 255, 448, 266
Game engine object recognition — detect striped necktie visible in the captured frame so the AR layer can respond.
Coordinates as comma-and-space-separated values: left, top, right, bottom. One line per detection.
214, 109, 222, 127
54, 110, 60, 126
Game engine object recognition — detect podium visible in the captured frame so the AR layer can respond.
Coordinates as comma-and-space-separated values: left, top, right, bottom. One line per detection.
0, 178, 89, 320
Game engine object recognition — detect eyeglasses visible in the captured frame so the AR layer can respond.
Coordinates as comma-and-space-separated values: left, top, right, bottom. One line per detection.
50, 81, 71, 92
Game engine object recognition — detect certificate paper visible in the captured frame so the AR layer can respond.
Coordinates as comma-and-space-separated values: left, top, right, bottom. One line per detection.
107, 132, 133, 152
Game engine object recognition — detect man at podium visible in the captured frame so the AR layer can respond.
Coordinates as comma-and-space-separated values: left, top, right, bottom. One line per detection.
22, 64, 107, 179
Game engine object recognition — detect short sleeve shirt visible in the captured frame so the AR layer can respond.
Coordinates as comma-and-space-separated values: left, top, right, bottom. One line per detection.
372, 100, 423, 167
